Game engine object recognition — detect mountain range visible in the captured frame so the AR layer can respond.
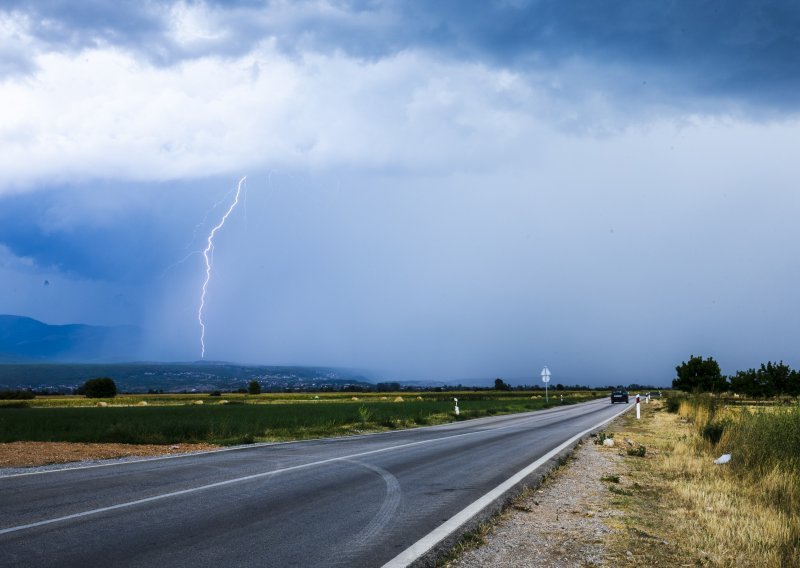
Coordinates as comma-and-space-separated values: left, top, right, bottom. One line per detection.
0, 315, 140, 363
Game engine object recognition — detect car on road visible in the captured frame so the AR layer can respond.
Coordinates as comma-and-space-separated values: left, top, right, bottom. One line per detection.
610, 390, 629, 403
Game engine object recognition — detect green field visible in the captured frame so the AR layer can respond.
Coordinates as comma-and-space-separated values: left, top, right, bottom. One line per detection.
0, 391, 605, 445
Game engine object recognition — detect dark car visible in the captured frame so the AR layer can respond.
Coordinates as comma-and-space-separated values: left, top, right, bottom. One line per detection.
610, 390, 629, 403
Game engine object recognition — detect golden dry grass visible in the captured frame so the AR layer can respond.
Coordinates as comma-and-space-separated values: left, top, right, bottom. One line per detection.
605, 399, 800, 567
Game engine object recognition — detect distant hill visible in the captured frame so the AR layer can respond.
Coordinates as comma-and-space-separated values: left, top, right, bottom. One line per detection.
0, 315, 140, 362
0, 362, 375, 393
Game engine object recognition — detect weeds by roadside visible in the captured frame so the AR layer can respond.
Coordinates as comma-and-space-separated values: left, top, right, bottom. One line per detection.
604, 397, 800, 567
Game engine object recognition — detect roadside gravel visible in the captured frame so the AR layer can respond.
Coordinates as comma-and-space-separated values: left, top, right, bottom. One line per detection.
446, 436, 625, 568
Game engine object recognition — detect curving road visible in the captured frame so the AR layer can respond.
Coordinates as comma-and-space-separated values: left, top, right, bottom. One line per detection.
1, 399, 630, 568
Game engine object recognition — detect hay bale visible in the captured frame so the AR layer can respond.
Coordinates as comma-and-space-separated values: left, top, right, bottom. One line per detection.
193, 400, 204, 405
351, 396, 360, 401
380, 397, 388, 400
416, 396, 423, 401
96, 401, 108, 407
137, 401, 148, 406
218, 400, 229, 404
393, 396, 404, 402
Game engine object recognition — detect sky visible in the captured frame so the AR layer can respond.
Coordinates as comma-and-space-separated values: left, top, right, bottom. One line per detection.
1, 0, 800, 385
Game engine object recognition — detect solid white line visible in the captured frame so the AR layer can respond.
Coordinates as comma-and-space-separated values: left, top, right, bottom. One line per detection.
0, 405, 587, 536
381, 402, 633, 568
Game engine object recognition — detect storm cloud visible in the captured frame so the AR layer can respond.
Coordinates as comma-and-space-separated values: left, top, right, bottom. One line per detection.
1, 1, 798, 384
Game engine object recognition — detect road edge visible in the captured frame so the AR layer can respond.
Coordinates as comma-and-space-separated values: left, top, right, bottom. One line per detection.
382, 402, 633, 568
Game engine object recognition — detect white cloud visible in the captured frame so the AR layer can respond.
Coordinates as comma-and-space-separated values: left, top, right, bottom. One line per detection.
0, 38, 554, 193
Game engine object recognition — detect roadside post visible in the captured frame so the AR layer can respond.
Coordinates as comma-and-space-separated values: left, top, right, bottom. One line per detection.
636, 394, 641, 419
541, 366, 551, 403
453, 397, 459, 416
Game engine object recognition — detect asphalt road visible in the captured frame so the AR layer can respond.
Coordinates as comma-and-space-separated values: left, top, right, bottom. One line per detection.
1, 399, 630, 568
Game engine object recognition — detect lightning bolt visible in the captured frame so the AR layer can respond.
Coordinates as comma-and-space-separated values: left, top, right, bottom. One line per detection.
198, 176, 247, 358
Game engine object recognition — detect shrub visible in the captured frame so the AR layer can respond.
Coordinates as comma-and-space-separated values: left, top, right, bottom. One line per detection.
80, 377, 117, 398
247, 380, 261, 395
594, 431, 613, 445
702, 421, 727, 445
0, 389, 35, 400
357, 405, 373, 424
665, 396, 682, 413
209, 390, 222, 397
627, 445, 647, 457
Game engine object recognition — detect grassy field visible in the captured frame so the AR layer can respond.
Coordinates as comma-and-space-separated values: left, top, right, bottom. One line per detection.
602, 396, 800, 567
0, 391, 604, 445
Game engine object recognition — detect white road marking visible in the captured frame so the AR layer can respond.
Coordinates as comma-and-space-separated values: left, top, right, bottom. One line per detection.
0, 404, 603, 536
381, 402, 633, 568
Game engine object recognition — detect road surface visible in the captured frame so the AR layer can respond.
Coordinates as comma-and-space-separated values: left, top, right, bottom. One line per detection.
1, 399, 630, 567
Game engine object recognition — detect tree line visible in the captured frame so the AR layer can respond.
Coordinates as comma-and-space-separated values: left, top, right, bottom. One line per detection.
673, 355, 800, 397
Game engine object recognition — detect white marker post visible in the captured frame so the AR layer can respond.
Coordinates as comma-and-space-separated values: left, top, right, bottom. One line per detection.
541, 366, 551, 403
453, 398, 460, 416
636, 394, 641, 419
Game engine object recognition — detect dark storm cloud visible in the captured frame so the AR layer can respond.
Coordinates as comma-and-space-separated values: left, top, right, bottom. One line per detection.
5, 1, 800, 109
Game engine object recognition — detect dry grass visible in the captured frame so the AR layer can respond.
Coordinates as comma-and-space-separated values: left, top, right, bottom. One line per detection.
606, 398, 800, 567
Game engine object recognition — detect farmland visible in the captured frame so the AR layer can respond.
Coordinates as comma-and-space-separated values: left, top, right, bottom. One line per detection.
0, 391, 605, 445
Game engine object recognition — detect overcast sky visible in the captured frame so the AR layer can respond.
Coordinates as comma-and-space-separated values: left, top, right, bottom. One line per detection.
2, 1, 799, 385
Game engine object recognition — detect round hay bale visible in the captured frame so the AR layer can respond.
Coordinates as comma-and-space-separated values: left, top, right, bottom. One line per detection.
393, 396, 404, 402
96, 401, 108, 407
137, 401, 148, 406
351, 396, 360, 401
193, 400, 204, 405
218, 400, 229, 404
415, 396, 423, 401
380, 397, 388, 400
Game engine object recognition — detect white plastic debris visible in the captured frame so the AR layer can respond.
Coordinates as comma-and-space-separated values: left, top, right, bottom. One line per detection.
714, 454, 731, 465
602, 438, 615, 447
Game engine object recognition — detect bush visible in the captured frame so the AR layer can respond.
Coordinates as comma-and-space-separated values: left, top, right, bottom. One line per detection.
80, 377, 117, 398
627, 445, 647, 457
209, 390, 222, 397
247, 380, 261, 395
665, 396, 682, 413
594, 431, 613, 445
702, 421, 727, 445
0, 389, 35, 400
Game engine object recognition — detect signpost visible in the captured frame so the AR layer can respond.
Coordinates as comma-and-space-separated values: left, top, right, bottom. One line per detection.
541, 366, 551, 403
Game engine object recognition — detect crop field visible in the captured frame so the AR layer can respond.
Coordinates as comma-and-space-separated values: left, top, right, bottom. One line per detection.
0, 391, 604, 445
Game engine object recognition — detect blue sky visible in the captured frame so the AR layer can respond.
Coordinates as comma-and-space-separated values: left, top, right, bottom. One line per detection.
1, 1, 799, 384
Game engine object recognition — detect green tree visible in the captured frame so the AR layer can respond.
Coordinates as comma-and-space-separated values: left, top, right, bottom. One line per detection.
494, 378, 511, 391
731, 361, 800, 397
80, 377, 117, 398
730, 368, 760, 397
247, 380, 261, 395
673, 355, 727, 393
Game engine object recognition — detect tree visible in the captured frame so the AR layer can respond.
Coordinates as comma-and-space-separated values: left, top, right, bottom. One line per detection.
673, 355, 727, 393
80, 377, 117, 398
247, 380, 261, 395
730, 361, 800, 397
494, 378, 511, 391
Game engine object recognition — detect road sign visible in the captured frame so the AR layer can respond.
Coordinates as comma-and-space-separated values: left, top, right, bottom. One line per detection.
541, 366, 551, 402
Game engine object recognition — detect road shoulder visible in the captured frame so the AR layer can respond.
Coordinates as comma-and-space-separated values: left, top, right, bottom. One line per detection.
444, 434, 625, 567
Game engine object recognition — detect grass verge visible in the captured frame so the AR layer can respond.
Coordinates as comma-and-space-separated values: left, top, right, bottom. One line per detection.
604, 398, 800, 567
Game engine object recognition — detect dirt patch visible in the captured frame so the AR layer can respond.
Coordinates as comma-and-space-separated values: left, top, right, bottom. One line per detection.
0, 441, 221, 468
446, 437, 627, 568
